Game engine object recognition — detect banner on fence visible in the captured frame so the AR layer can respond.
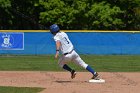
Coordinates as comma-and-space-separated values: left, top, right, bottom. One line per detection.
0, 32, 24, 50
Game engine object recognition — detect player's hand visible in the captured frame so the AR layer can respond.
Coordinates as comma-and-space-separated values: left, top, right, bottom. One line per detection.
55, 52, 59, 59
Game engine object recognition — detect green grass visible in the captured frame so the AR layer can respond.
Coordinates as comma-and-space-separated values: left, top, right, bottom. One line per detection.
0, 55, 140, 72
0, 86, 44, 93
0, 55, 139, 93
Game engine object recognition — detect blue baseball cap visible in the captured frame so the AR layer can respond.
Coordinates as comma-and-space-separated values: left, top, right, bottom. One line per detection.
50, 24, 60, 34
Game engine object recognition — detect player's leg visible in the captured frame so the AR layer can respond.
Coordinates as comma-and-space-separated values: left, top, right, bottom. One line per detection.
73, 56, 99, 79
58, 56, 76, 79
72, 51, 99, 79
63, 64, 76, 79
58, 56, 72, 72
86, 65, 99, 79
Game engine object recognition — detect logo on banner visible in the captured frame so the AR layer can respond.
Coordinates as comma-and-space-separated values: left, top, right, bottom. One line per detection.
1, 34, 13, 48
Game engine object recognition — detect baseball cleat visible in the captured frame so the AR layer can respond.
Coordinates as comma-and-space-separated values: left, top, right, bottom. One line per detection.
71, 70, 76, 79
91, 72, 100, 80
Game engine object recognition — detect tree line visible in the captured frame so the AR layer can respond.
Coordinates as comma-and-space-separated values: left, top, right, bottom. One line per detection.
0, 0, 140, 30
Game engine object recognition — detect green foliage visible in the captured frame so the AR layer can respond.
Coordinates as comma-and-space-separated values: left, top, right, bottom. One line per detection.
10, 0, 40, 29
0, 0, 11, 8
0, 0, 139, 30
118, 0, 140, 30
103, 0, 140, 30
39, 0, 65, 24
38, 0, 124, 29
86, 1, 124, 29
0, 0, 12, 29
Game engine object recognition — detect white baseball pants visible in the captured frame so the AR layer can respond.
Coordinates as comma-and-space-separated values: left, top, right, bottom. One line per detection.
58, 50, 88, 69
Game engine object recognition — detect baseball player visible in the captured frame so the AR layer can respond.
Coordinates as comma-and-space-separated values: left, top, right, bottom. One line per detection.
50, 24, 99, 79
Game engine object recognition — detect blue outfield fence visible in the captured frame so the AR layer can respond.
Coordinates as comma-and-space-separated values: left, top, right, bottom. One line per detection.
0, 31, 140, 55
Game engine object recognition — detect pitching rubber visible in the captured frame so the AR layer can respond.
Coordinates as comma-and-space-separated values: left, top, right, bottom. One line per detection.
89, 79, 105, 83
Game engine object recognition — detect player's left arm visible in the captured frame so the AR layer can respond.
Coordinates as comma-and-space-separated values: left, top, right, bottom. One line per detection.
55, 40, 61, 59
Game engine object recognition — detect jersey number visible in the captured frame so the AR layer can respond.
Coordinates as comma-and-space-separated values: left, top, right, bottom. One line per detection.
64, 37, 69, 44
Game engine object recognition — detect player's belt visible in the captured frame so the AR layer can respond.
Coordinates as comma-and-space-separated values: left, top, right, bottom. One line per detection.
64, 49, 74, 55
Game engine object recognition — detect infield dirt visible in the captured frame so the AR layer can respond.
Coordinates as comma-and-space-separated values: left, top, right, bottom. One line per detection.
0, 71, 139, 93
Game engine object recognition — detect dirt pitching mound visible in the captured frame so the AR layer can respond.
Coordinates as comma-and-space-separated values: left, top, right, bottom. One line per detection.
0, 71, 139, 93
